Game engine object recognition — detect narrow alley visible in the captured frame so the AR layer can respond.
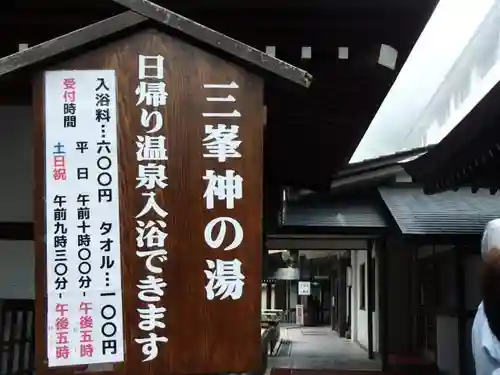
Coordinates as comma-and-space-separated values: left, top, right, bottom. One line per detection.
268, 326, 381, 373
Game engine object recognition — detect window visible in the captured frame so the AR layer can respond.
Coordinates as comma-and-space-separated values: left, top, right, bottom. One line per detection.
359, 263, 366, 310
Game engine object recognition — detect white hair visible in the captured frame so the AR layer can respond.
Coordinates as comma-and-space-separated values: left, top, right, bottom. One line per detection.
482, 219, 500, 259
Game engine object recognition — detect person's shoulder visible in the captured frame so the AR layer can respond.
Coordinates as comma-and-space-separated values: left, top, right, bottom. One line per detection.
474, 345, 500, 375
473, 303, 487, 332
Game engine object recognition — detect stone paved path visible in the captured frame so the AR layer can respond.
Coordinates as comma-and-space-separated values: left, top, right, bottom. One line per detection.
268, 326, 381, 372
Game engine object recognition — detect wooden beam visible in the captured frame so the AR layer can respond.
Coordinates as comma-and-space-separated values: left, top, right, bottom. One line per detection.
0, 11, 421, 30
110, 0, 312, 87
10, 0, 439, 9
0, 4, 312, 87
0, 12, 147, 77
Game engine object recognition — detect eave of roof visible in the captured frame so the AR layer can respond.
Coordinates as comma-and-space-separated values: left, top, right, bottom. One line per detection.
379, 186, 500, 236
0, 0, 312, 87
404, 78, 500, 194
337, 145, 432, 178
328, 145, 431, 192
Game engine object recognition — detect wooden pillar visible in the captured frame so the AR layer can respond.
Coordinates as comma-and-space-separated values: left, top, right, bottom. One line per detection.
367, 241, 374, 359
410, 243, 419, 352
308, 259, 314, 325
298, 255, 307, 307
378, 238, 389, 371
275, 281, 286, 310
299, 255, 307, 279
266, 283, 272, 309
455, 246, 466, 375
331, 267, 337, 330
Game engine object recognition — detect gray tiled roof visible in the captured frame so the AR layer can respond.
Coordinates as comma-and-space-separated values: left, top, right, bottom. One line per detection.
379, 187, 500, 235
283, 200, 387, 228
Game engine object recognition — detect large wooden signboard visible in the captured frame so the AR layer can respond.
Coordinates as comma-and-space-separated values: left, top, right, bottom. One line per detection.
34, 28, 263, 375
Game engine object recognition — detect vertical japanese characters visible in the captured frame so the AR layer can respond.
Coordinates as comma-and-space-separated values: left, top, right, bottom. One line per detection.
63, 78, 77, 129
44, 71, 124, 367
53, 191, 70, 361
134, 55, 169, 362
94, 77, 124, 362
201, 81, 246, 301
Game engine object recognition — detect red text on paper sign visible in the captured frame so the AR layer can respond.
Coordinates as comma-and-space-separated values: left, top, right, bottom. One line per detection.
79, 301, 94, 358
55, 303, 70, 359
63, 78, 76, 103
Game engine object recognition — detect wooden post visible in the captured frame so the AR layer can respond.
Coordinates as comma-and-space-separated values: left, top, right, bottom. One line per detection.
455, 246, 466, 375
331, 267, 336, 331
266, 283, 272, 309
377, 238, 389, 371
367, 240, 374, 360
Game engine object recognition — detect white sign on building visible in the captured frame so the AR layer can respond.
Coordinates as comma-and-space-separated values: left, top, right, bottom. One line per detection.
44, 70, 124, 367
298, 281, 311, 296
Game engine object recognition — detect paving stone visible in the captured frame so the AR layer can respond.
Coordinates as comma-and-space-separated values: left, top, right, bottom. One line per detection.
268, 326, 381, 372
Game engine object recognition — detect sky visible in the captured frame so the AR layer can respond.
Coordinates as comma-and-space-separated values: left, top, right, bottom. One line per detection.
350, 0, 498, 163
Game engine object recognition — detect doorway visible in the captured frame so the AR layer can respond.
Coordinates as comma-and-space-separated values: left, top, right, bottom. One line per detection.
265, 248, 382, 372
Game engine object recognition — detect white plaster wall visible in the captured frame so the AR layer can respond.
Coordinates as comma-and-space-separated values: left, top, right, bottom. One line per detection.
271, 284, 276, 309
261, 284, 277, 310
0, 106, 35, 300
436, 316, 459, 375
350, 249, 379, 352
352, 250, 367, 347
261, 283, 267, 308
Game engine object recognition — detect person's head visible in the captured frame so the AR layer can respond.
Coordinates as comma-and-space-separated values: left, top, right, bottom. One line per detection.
481, 219, 500, 339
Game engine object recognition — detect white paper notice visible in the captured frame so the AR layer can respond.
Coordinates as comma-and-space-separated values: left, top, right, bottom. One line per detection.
44, 70, 124, 367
